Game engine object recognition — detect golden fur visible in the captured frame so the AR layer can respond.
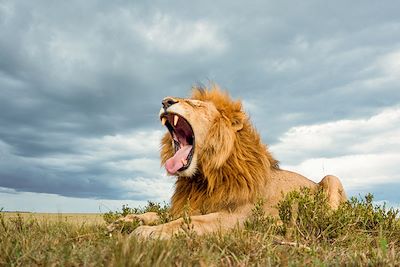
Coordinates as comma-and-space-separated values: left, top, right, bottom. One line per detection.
162, 88, 278, 217
108, 84, 347, 238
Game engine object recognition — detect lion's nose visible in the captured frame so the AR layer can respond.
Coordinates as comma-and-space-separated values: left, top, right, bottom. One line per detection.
162, 98, 179, 110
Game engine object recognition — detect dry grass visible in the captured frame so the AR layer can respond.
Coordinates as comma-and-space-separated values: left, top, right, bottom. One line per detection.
2, 212, 104, 225
1, 191, 399, 266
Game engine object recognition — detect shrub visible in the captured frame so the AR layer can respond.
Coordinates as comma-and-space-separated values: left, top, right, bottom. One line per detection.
276, 188, 400, 243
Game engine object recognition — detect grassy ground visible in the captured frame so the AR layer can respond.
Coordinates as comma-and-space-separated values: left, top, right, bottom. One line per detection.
1, 212, 104, 225
1, 190, 399, 266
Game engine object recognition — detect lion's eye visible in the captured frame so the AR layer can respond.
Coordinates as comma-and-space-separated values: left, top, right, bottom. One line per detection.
187, 100, 204, 108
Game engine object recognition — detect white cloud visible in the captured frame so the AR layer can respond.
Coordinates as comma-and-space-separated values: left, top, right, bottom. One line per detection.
282, 153, 399, 190
271, 107, 400, 161
352, 49, 400, 90
79, 130, 164, 159
120, 174, 173, 201
378, 50, 400, 77
133, 12, 227, 54
3, 129, 165, 174
0, 187, 17, 194
105, 158, 160, 173
271, 107, 400, 191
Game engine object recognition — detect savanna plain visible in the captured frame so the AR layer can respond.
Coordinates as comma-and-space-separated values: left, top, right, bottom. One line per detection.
1, 190, 399, 266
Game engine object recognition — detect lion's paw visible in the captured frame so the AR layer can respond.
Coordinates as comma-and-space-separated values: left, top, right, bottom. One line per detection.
107, 212, 161, 233
132, 225, 171, 239
106, 214, 142, 233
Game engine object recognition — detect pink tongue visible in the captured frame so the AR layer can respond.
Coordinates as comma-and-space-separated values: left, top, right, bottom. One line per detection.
165, 145, 192, 174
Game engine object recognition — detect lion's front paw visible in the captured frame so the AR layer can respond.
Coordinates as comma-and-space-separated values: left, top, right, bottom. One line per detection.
107, 214, 142, 233
132, 225, 172, 239
107, 212, 161, 233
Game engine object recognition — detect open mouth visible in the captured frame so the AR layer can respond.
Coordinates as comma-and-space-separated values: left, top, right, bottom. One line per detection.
160, 113, 195, 174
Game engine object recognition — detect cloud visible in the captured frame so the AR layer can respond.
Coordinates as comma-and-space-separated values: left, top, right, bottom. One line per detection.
271, 107, 400, 191
0, 1, 400, 211
133, 12, 227, 54
271, 107, 400, 162
0, 129, 173, 201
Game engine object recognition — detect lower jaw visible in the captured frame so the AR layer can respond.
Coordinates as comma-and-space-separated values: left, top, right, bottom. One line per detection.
178, 162, 191, 172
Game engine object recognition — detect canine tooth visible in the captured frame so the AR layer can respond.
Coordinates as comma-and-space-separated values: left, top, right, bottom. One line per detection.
174, 115, 179, 126
161, 117, 167, 126
181, 159, 187, 165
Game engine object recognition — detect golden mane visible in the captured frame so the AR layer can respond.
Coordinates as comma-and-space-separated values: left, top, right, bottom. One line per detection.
161, 85, 279, 217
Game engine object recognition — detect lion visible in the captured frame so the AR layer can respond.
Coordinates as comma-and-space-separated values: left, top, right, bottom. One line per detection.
108, 84, 347, 239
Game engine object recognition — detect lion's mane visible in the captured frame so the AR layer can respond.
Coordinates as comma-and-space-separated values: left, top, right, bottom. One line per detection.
161, 86, 279, 217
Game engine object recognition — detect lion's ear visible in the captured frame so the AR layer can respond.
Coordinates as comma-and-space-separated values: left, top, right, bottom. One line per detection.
202, 117, 235, 169
230, 111, 245, 132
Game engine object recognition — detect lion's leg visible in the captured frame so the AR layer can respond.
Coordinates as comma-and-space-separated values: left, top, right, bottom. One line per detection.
133, 206, 252, 239
107, 212, 160, 232
318, 175, 347, 209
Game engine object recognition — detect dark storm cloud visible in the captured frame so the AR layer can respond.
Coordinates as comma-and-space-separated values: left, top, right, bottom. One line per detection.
0, 0, 399, 201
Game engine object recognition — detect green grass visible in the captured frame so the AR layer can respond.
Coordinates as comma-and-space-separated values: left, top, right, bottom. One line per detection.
1, 190, 399, 266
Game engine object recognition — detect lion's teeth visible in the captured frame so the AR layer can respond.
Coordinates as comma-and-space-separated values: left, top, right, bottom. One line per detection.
174, 115, 179, 126
181, 159, 187, 165
161, 117, 166, 126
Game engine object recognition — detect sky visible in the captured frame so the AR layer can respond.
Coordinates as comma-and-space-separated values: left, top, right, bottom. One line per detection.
0, 1, 399, 213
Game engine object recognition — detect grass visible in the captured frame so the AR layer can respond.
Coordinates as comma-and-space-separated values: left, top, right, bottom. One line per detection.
1, 212, 104, 225
1, 190, 399, 266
